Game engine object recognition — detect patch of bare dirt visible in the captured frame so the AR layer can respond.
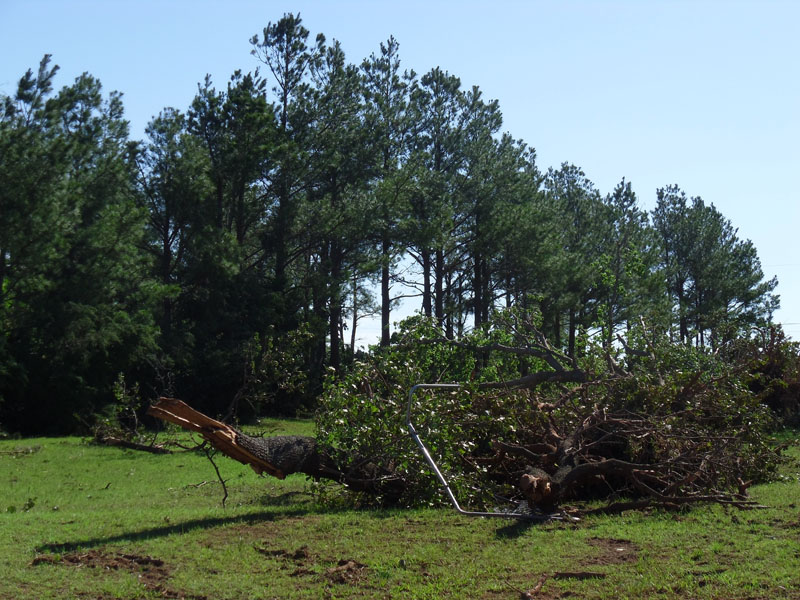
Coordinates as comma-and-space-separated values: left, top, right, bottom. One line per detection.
324, 559, 368, 584
252, 541, 369, 586
31, 550, 206, 600
583, 537, 639, 565
253, 540, 318, 579
490, 571, 602, 600
488, 575, 580, 600
200, 515, 321, 548
254, 543, 311, 562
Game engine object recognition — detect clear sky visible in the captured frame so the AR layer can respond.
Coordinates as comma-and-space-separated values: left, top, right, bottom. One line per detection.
2, 0, 798, 345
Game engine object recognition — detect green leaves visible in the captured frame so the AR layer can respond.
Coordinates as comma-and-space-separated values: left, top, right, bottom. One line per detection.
0, 24, 787, 439
317, 314, 789, 511
654, 185, 777, 346
0, 56, 160, 433
316, 315, 550, 508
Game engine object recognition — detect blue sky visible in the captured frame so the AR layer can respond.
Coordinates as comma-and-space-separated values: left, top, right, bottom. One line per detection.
2, 0, 798, 344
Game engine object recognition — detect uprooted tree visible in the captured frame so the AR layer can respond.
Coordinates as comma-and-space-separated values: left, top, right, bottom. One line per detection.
148, 314, 796, 516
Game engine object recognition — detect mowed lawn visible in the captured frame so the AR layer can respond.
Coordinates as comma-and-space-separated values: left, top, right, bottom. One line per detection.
1, 422, 798, 600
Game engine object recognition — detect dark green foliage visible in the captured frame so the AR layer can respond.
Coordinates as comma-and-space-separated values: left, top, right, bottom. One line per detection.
594, 179, 663, 348
653, 185, 778, 346
0, 56, 160, 433
361, 36, 416, 347
0, 19, 787, 436
725, 327, 800, 426
316, 316, 523, 507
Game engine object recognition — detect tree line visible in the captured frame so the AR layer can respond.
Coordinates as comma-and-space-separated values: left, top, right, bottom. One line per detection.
0, 14, 778, 433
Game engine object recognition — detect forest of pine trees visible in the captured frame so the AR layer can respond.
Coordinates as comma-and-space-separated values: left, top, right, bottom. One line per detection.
0, 14, 779, 433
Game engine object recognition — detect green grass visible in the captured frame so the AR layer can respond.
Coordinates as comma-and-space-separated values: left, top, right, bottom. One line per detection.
1, 426, 799, 599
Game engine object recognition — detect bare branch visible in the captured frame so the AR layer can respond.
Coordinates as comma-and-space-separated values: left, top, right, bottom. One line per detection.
478, 369, 587, 390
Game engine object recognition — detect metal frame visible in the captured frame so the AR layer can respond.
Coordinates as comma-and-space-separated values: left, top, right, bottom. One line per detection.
406, 383, 554, 521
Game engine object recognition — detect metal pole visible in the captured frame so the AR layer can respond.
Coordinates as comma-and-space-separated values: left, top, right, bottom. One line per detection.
406, 383, 554, 521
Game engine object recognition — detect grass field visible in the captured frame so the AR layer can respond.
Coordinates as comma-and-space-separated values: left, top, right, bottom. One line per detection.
1, 421, 798, 599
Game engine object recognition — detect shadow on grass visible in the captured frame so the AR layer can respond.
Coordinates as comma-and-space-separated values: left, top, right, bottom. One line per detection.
36, 508, 312, 555
494, 518, 540, 539
255, 490, 315, 508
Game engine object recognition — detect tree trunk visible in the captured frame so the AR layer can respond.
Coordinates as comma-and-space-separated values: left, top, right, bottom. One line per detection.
329, 245, 342, 373
474, 254, 483, 330
422, 249, 432, 318
310, 275, 327, 394
381, 236, 391, 347
435, 247, 444, 326
568, 308, 577, 359
350, 273, 359, 354
328, 177, 343, 372
148, 398, 405, 499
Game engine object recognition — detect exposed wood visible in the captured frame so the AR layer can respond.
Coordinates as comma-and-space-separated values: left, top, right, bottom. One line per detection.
519, 468, 555, 511
147, 397, 406, 500
147, 397, 316, 479
148, 389, 771, 515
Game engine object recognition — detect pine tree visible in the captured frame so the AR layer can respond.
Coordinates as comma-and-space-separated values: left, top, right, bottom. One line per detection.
361, 37, 416, 346
653, 185, 777, 346
0, 56, 160, 432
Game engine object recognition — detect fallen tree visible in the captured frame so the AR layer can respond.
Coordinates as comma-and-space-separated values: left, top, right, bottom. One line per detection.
147, 316, 788, 515
315, 316, 784, 513
147, 398, 405, 499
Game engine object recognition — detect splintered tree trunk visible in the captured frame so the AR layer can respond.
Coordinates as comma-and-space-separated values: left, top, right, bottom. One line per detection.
147, 398, 404, 499
148, 398, 322, 479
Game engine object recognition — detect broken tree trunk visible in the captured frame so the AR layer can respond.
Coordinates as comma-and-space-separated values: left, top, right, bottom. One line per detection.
148, 397, 330, 479
147, 398, 405, 499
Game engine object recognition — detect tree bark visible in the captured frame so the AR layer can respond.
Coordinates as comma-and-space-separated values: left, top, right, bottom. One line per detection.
422, 249, 432, 317
147, 398, 405, 498
380, 236, 391, 346
434, 247, 444, 326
